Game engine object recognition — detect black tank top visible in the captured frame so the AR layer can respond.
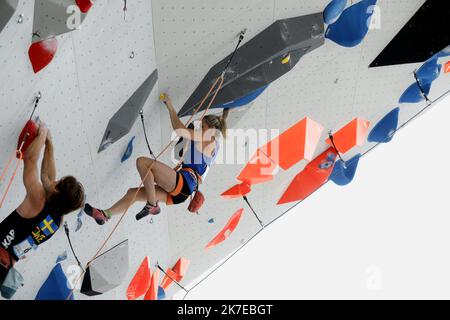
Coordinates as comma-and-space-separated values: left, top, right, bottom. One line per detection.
0, 203, 62, 261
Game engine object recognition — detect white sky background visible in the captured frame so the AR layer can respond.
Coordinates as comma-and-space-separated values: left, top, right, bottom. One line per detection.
184, 95, 450, 300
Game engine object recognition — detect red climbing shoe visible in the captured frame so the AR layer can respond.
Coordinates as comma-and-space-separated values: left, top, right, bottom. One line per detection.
136, 202, 160, 221
84, 203, 109, 225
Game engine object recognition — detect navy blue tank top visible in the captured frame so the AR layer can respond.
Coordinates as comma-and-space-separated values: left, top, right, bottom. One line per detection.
0, 203, 62, 261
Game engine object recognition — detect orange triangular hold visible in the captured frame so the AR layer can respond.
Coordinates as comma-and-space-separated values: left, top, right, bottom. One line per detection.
326, 118, 370, 154
160, 267, 181, 291
237, 149, 276, 185
144, 269, 160, 300
221, 182, 251, 199
278, 148, 338, 205
445, 61, 450, 74
172, 257, 190, 277
126, 257, 152, 300
260, 117, 323, 170
206, 208, 244, 250
160, 257, 191, 291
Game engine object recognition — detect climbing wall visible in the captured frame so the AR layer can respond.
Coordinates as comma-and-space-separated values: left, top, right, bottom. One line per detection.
0, 0, 449, 300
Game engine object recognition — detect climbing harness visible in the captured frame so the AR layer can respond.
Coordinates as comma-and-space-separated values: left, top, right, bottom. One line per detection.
66, 30, 247, 300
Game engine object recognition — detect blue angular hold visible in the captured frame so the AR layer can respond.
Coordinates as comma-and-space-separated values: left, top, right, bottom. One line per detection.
399, 82, 431, 104
368, 108, 400, 143
329, 154, 361, 186
208, 218, 215, 224
121, 136, 135, 163
436, 45, 450, 59
325, 0, 377, 47
217, 85, 268, 110
416, 57, 441, 85
75, 208, 84, 232
56, 251, 68, 264
323, 0, 347, 25
158, 286, 166, 300
35, 263, 74, 300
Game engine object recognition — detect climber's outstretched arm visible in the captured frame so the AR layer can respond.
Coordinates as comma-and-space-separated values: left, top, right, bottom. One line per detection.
40, 130, 56, 192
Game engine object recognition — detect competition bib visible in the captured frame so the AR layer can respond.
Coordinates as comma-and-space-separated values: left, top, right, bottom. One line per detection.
13, 236, 38, 260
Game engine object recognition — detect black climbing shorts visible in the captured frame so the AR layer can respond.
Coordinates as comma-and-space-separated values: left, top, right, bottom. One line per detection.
167, 169, 197, 205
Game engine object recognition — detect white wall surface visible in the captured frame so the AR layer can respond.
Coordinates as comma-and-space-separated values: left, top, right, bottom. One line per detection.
185, 94, 450, 300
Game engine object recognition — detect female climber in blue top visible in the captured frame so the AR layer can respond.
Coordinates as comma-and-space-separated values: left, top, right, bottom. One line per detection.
84, 94, 228, 224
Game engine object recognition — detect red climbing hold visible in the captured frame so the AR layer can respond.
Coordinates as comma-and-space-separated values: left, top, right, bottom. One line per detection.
206, 208, 244, 250
221, 182, 251, 199
75, 0, 93, 13
126, 257, 152, 300
237, 150, 276, 185
17, 120, 39, 159
28, 38, 58, 74
326, 118, 370, 154
278, 148, 338, 205
144, 268, 160, 301
260, 117, 324, 170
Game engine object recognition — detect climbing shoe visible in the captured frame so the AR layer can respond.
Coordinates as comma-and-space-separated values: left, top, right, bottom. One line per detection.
136, 202, 160, 220
84, 203, 110, 225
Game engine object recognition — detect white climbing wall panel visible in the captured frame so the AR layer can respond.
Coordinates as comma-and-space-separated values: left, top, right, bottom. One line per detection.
0, 0, 449, 300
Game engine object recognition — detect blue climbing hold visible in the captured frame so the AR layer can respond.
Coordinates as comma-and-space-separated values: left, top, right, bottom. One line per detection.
329, 154, 361, 186
56, 251, 68, 264
208, 218, 215, 224
368, 108, 400, 143
436, 45, 450, 59
121, 136, 135, 163
325, 0, 377, 47
35, 263, 74, 300
323, 0, 347, 25
399, 82, 431, 104
416, 57, 441, 85
217, 85, 268, 110
158, 286, 166, 300
75, 208, 84, 232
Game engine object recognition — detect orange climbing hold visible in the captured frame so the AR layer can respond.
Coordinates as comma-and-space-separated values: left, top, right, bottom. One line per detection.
173, 257, 190, 277
237, 150, 276, 185
260, 117, 323, 170
278, 148, 338, 205
17, 120, 39, 159
160, 257, 190, 291
445, 61, 450, 74
221, 182, 251, 199
126, 257, 152, 300
206, 208, 244, 250
144, 269, 160, 301
326, 118, 370, 154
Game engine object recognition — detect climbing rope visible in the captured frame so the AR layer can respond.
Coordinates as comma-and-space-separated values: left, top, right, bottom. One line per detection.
66, 31, 246, 299
63, 222, 84, 272
0, 93, 42, 208
413, 71, 432, 106
156, 263, 189, 293
243, 195, 264, 228
139, 110, 156, 159
327, 131, 347, 169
